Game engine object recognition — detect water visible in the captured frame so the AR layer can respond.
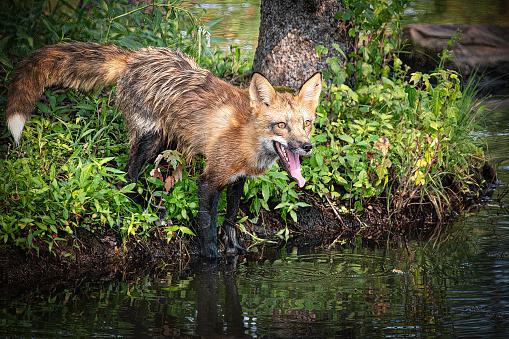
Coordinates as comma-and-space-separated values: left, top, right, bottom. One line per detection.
2, 208, 509, 337
188, 0, 508, 53
187, 0, 260, 52
401, 0, 509, 26
2, 1, 509, 338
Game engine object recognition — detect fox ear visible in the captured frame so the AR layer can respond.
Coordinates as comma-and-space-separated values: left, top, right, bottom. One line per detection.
249, 73, 276, 108
298, 73, 322, 109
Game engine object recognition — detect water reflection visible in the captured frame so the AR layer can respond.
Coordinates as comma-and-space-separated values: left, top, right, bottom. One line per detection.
187, 0, 509, 53
193, 257, 246, 337
2, 234, 509, 337
187, 0, 261, 52
401, 0, 509, 26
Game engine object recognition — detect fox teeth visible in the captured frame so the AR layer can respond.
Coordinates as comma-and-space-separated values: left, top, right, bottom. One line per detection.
275, 142, 290, 165
281, 145, 289, 163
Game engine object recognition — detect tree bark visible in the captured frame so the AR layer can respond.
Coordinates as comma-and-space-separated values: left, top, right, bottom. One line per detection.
252, 0, 353, 90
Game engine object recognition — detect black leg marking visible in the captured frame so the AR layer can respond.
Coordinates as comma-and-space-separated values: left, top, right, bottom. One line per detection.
223, 177, 247, 255
117, 131, 167, 220
197, 176, 222, 258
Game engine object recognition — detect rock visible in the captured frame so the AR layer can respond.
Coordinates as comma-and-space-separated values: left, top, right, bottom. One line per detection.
400, 23, 509, 97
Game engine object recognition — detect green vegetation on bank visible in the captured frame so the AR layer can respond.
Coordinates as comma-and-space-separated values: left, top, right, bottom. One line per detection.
307, 0, 486, 216
0, 0, 487, 255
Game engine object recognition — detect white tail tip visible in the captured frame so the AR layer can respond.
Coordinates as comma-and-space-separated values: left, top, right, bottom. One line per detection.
7, 114, 26, 145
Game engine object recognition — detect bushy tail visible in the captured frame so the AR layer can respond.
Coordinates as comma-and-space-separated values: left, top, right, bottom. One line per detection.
6, 42, 135, 144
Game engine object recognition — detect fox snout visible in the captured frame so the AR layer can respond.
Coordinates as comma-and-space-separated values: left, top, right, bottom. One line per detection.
301, 141, 312, 154
273, 137, 313, 188
286, 140, 312, 155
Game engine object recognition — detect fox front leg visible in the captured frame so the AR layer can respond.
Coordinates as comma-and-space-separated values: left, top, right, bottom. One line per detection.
223, 178, 247, 255
197, 177, 222, 258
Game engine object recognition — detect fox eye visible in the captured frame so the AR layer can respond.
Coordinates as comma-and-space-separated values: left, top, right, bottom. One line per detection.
304, 120, 311, 127
277, 122, 286, 129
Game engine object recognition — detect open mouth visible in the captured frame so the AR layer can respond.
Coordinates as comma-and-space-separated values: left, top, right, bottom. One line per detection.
273, 141, 306, 187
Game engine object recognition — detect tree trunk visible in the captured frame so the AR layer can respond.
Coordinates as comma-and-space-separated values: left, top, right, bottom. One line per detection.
252, 0, 352, 90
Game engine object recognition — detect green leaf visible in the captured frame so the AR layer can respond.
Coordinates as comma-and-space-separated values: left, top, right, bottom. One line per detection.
313, 133, 328, 142
74, 103, 95, 110
36, 103, 51, 114
152, 8, 162, 31
204, 19, 221, 29
0, 52, 12, 68
326, 56, 343, 74
118, 36, 144, 50
120, 183, 136, 193
262, 183, 270, 202
332, 43, 346, 59
290, 210, 297, 223
338, 135, 354, 144
98, 0, 109, 12
409, 72, 422, 85
361, 62, 373, 76
315, 45, 328, 59
179, 226, 196, 236
315, 153, 324, 167
0, 36, 9, 52
364, 9, 374, 22
340, 9, 354, 21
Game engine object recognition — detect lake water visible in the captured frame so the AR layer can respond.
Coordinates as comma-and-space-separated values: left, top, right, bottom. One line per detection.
2, 1, 509, 337
185, 0, 508, 52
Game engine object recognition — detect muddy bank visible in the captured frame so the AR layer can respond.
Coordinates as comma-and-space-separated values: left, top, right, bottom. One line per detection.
0, 230, 169, 298
242, 162, 497, 249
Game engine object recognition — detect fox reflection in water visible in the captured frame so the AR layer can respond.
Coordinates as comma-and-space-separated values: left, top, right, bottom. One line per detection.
195, 257, 247, 337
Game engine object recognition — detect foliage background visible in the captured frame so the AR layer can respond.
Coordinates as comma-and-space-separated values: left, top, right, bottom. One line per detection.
0, 0, 488, 255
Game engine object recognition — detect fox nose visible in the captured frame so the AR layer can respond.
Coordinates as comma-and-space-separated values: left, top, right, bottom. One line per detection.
302, 142, 312, 153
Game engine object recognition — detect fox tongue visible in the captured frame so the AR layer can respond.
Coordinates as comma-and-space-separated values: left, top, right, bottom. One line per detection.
286, 148, 306, 188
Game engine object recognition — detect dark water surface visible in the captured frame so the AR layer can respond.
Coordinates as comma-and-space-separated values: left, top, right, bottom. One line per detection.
2, 1, 509, 338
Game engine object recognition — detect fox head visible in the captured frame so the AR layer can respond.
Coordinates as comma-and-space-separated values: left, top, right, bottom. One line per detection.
249, 72, 322, 187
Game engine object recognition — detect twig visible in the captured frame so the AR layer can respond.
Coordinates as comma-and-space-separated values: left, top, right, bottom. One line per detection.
325, 194, 342, 224
328, 231, 345, 250
324, 194, 348, 250
405, 240, 414, 259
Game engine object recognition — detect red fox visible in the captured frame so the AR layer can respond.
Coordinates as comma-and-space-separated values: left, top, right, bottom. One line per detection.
6, 42, 322, 257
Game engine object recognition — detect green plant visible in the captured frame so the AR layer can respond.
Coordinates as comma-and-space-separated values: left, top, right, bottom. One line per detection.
234, 0, 487, 239
0, 0, 206, 60
236, 216, 278, 251
1, 89, 132, 249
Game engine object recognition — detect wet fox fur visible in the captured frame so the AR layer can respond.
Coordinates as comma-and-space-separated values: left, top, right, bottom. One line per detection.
6, 42, 322, 257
